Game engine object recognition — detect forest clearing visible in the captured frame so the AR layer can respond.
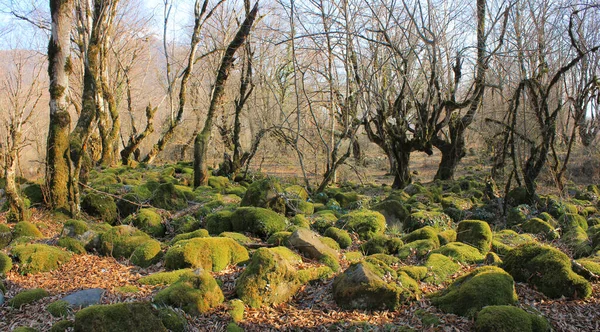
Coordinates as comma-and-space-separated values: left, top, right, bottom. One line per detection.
0, 0, 600, 331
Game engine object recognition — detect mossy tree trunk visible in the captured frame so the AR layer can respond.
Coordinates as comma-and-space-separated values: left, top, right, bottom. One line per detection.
194, 2, 259, 187
46, 0, 74, 211
121, 104, 156, 165
4, 125, 27, 221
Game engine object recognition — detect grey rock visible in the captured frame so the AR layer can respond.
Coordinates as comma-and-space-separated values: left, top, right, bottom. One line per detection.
62, 288, 105, 308
287, 228, 338, 260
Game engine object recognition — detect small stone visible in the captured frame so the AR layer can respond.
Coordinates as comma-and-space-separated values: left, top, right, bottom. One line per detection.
62, 288, 105, 308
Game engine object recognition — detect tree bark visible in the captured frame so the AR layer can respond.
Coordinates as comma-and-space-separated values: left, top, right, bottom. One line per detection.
391, 145, 412, 189
194, 2, 259, 187
46, 0, 74, 211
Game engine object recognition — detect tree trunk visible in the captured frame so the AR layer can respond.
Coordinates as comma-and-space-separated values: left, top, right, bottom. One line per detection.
434, 122, 467, 180
121, 104, 156, 165
194, 2, 258, 187
46, 0, 74, 211
4, 127, 27, 221
391, 146, 411, 189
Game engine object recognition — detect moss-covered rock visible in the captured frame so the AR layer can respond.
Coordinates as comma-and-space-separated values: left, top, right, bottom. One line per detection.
170, 229, 210, 244
431, 242, 484, 264
150, 183, 188, 211
371, 199, 409, 227
51, 320, 74, 332
62, 219, 89, 236
12, 244, 72, 274
344, 251, 364, 262
492, 230, 536, 255
561, 226, 593, 258
323, 227, 352, 249
125, 209, 165, 238
240, 178, 286, 213
361, 235, 403, 255
235, 247, 302, 308
218, 232, 252, 245
165, 237, 249, 272
333, 191, 360, 209
297, 266, 335, 284
0, 223, 12, 248
48, 300, 70, 317
267, 231, 292, 246
290, 214, 310, 229
456, 220, 492, 253
9, 288, 49, 308
506, 187, 533, 206
506, 205, 532, 227
154, 270, 224, 315
0, 251, 13, 274
157, 307, 187, 332
338, 210, 386, 240
485, 252, 503, 266
208, 176, 230, 190
130, 239, 162, 267
206, 210, 234, 235
332, 261, 419, 310
430, 266, 517, 317
311, 211, 338, 233
287, 228, 339, 271
404, 211, 453, 232
398, 239, 439, 260
81, 193, 118, 224
559, 213, 588, 231
57, 237, 87, 254
402, 226, 440, 247
437, 229, 457, 245
73, 302, 169, 332
98, 225, 154, 260
138, 269, 195, 286
400, 266, 428, 281
475, 305, 551, 332
13, 327, 37, 332
12, 221, 43, 238
171, 215, 200, 234
230, 207, 287, 238
229, 299, 245, 322
502, 243, 591, 299
521, 218, 559, 240
423, 253, 460, 284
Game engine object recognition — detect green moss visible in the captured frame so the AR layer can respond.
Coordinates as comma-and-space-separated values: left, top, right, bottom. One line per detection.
521, 218, 559, 240
559, 213, 588, 231
48, 300, 70, 317
561, 226, 593, 258
98, 225, 152, 259
576, 258, 600, 277
437, 229, 457, 245
125, 209, 165, 237
506, 205, 531, 227
226, 323, 244, 332
74, 302, 169, 332
267, 231, 292, 246
130, 239, 162, 267
154, 270, 224, 315
50, 320, 74, 332
229, 299, 245, 322
372, 199, 409, 227
138, 269, 195, 286
12, 244, 73, 274
290, 214, 310, 229
423, 253, 460, 284
431, 242, 484, 264
501, 243, 591, 299
171, 215, 200, 234
492, 230, 536, 255
218, 232, 252, 245
506, 187, 533, 206
537, 212, 557, 226
430, 266, 518, 318
171, 229, 210, 244
57, 237, 87, 254
165, 237, 249, 272
484, 252, 503, 265
0, 223, 12, 248
13, 221, 43, 238
206, 210, 234, 234
236, 247, 302, 308
320, 236, 341, 250
402, 226, 440, 247
398, 239, 439, 260
475, 305, 551, 332
344, 251, 363, 262
297, 266, 334, 284
240, 178, 286, 213
339, 210, 386, 240
208, 176, 230, 190
324, 227, 352, 249
332, 261, 419, 310
361, 235, 403, 255
0, 251, 13, 274
9, 288, 49, 308
285, 185, 309, 201
150, 183, 188, 211
400, 266, 428, 281
230, 207, 287, 238
63, 219, 88, 236
456, 220, 492, 253
404, 211, 453, 232
13, 327, 37, 332
81, 193, 118, 224
333, 191, 360, 208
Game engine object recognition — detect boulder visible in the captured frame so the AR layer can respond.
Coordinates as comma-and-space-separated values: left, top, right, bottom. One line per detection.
12, 221, 43, 239
431, 242, 484, 264
361, 235, 403, 255
475, 305, 551, 332
288, 228, 339, 269
165, 237, 249, 272
501, 243, 591, 299
521, 218, 559, 240
11, 244, 72, 274
125, 209, 165, 237
81, 193, 118, 224
456, 220, 492, 253
332, 261, 419, 310
0, 252, 12, 274
240, 178, 286, 213
338, 210, 386, 240
423, 253, 460, 284
430, 266, 518, 317
62, 288, 105, 308
235, 247, 302, 308
150, 183, 188, 211
73, 302, 170, 332
404, 211, 453, 232
230, 207, 287, 238
9, 288, 49, 308
323, 227, 352, 249
154, 270, 224, 314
